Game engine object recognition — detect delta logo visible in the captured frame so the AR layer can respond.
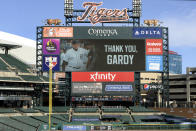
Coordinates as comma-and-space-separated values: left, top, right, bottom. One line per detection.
133, 27, 162, 38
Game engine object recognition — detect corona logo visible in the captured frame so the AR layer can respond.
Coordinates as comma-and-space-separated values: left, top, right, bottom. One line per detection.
77, 2, 129, 25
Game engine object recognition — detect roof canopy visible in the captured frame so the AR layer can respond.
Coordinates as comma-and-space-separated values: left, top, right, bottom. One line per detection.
0, 39, 22, 50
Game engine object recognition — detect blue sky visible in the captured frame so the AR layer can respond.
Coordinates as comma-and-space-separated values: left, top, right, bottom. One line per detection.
0, 0, 195, 73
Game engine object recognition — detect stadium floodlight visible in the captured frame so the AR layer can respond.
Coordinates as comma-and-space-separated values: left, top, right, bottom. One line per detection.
132, 0, 142, 17
64, 0, 73, 17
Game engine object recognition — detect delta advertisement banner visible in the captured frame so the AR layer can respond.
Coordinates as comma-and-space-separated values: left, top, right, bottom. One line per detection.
72, 72, 134, 82
146, 39, 163, 55
146, 55, 163, 72
42, 55, 60, 71
43, 27, 73, 38
43, 39, 60, 55
73, 26, 132, 39
60, 39, 145, 72
133, 27, 162, 38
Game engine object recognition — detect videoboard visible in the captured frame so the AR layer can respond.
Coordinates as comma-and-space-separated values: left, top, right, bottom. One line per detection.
40, 26, 164, 72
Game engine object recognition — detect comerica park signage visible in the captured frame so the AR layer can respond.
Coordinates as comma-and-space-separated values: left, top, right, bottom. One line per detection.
77, 2, 129, 25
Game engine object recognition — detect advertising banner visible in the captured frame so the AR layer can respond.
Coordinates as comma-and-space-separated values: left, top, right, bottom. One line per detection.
43, 27, 73, 37
72, 83, 102, 94
105, 85, 133, 91
73, 26, 132, 39
63, 125, 86, 131
72, 97, 132, 101
72, 72, 134, 82
60, 39, 145, 72
43, 39, 60, 55
146, 55, 163, 72
143, 84, 163, 91
42, 55, 60, 71
133, 27, 162, 38
146, 39, 163, 55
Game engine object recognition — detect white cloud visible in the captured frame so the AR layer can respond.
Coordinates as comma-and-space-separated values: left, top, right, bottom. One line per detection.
160, 9, 196, 47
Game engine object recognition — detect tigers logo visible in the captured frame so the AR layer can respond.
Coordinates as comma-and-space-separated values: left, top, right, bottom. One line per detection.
77, 2, 129, 25
45, 57, 58, 69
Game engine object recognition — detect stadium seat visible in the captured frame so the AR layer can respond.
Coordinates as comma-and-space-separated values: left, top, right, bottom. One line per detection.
0, 58, 9, 71
0, 117, 36, 131
0, 54, 30, 73
74, 107, 98, 113
102, 106, 127, 113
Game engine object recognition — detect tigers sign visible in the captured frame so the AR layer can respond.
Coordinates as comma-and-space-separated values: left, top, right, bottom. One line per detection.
77, 2, 129, 25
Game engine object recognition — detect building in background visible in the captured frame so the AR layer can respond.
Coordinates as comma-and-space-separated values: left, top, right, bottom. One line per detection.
169, 51, 182, 74
169, 67, 196, 105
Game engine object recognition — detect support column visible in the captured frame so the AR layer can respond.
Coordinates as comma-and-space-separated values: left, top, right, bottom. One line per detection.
186, 67, 191, 107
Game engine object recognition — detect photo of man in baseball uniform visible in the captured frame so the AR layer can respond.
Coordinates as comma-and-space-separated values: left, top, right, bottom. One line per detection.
61, 40, 89, 72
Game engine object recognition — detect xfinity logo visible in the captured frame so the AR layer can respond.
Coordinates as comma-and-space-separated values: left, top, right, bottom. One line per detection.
134, 30, 161, 36
88, 28, 118, 37
90, 72, 116, 81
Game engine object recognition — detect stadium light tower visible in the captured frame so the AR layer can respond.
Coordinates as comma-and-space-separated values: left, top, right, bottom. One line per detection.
64, 0, 74, 26
132, 0, 142, 17
64, 0, 73, 17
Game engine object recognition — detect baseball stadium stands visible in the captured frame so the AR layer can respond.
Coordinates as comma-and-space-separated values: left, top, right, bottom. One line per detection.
0, 58, 9, 71
102, 106, 127, 113
19, 75, 42, 82
74, 107, 99, 113
0, 54, 31, 73
130, 106, 160, 112
0, 106, 195, 130
0, 77, 22, 81
0, 108, 16, 113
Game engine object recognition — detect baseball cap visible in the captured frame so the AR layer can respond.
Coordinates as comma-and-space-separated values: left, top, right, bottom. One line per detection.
72, 40, 81, 44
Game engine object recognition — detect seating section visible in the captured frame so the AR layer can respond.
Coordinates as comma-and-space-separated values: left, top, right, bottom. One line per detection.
52, 114, 69, 122
53, 107, 70, 113
0, 108, 16, 113
11, 116, 43, 128
72, 115, 100, 122
31, 116, 67, 125
0, 58, 8, 71
0, 77, 21, 81
130, 106, 159, 112
0, 117, 36, 131
102, 106, 127, 113
34, 106, 49, 113
0, 122, 16, 131
74, 107, 98, 113
34, 106, 70, 113
17, 108, 39, 113
0, 106, 194, 130
0, 54, 30, 73
19, 75, 42, 82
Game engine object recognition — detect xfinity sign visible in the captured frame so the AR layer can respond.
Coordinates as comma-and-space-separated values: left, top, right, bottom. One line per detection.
72, 72, 134, 82
133, 27, 162, 38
